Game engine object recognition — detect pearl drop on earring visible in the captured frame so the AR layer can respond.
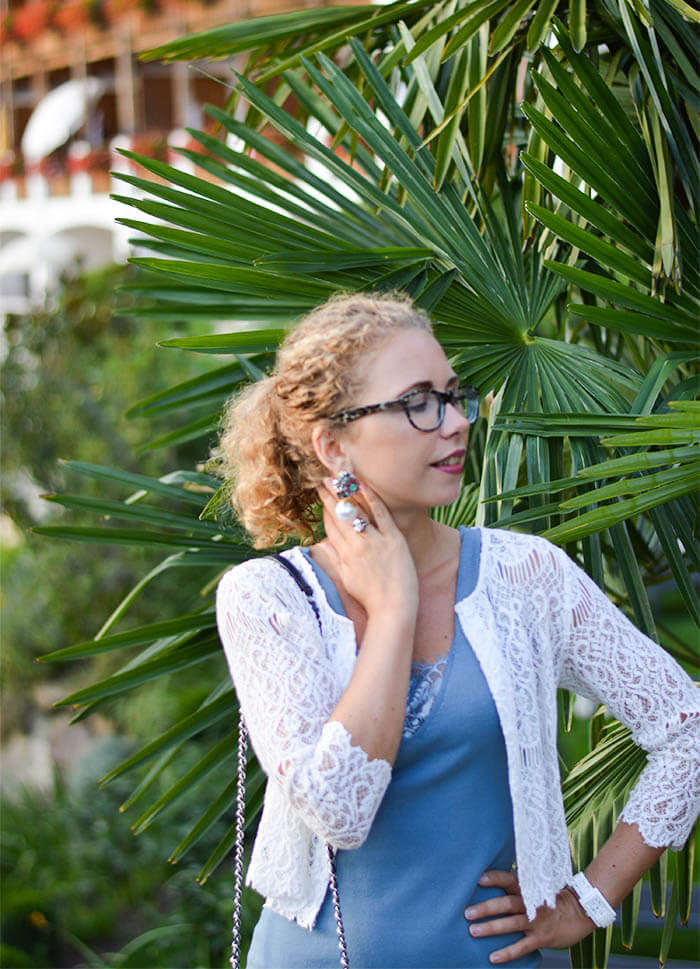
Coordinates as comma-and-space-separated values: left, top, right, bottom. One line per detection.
335, 499, 357, 522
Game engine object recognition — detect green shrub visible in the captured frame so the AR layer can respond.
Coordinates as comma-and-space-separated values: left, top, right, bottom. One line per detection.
0, 735, 244, 968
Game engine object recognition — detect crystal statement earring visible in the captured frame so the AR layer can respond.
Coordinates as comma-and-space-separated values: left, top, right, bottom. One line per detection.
333, 471, 359, 522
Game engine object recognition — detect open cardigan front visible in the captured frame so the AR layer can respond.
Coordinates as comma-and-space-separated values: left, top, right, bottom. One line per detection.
215, 528, 700, 928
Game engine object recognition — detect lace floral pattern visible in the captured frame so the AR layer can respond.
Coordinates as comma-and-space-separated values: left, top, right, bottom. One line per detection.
216, 531, 700, 927
404, 656, 449, 738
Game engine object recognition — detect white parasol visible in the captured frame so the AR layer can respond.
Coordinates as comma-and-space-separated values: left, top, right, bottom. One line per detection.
21, 78, 105, 163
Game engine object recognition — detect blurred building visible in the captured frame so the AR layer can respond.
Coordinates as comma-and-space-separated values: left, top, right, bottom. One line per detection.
0, 0, 326, 314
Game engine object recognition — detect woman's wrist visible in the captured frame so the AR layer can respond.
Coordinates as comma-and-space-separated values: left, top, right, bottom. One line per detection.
364, 594, 417, 625
362, 608, 417, 651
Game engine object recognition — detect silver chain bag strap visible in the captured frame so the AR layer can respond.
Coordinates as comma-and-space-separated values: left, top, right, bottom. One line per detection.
230, 553, 350, 969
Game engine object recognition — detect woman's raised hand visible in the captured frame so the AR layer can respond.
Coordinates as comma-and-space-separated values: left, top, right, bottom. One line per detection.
318, 478, 419, 764
318, 478, 418, 620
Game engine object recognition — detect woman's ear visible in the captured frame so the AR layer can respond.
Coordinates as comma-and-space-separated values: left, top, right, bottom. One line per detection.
311, 423, 349, 475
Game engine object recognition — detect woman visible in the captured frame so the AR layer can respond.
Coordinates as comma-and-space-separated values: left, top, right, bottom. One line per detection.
215, 293, 698, 968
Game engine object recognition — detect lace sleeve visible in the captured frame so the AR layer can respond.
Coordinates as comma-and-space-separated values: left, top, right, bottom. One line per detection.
216, 561, 392, 850
554, 546, 700, 850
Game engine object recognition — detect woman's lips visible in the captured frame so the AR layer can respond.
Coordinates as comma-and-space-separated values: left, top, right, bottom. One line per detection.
431, 450, 465, 473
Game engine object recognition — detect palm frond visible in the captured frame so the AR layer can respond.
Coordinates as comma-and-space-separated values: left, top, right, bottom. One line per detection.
35, 10, 698, 964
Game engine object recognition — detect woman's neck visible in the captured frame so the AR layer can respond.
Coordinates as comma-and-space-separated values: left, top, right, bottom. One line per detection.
392, 509, 458, 578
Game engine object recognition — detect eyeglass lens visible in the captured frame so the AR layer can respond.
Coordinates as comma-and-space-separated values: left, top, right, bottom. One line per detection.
405, 390, 477, 430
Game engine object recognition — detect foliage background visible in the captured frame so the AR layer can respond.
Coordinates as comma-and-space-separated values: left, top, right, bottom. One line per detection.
1, 266, 246, 967
2, 1, 698, 966
2, 266, 208, 731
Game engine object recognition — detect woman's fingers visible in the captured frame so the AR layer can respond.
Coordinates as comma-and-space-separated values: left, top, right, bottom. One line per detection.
469, 913, 530, 938
320, 478, 374, 531
320, 477, 400, 539
316, 476, 417, 615
481, 870, 521, 894
464, 871, 522, 924
464, 878, 597, 964
486, 938, 537, 965
464, 892, 525, 924
354, 480, 393, 531
319, 485, 345, 539
464, 870, 531, 959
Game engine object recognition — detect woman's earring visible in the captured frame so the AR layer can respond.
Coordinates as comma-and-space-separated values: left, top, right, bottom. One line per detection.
333, 471, 360, 499
333, 471, 359, 521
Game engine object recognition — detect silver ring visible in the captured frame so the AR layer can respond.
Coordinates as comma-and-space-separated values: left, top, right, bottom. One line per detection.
352, 517, 369, 533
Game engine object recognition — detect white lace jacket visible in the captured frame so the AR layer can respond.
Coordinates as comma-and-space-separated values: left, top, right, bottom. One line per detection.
215, 529, 699, 928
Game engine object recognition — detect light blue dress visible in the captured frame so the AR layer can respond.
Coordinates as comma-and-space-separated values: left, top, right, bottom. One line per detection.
247, 528, 542, 968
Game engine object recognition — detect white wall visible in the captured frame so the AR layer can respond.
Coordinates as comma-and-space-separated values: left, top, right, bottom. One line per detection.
0, 187, 134, 317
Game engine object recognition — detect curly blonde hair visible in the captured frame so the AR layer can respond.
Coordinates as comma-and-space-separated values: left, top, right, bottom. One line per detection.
217, 292, 433, 548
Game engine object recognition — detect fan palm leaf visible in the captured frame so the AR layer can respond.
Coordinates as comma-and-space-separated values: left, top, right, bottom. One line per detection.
35, 5, 698, 964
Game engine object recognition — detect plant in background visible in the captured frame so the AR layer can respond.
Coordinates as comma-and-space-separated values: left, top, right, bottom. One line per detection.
0, 11, 14, 43
0, 739, 239, 969
101, 0, 157, 21
34, 3, 698, 966
52, 0, 102, 32
11, 0, 54, 42
1, 264, 212, 736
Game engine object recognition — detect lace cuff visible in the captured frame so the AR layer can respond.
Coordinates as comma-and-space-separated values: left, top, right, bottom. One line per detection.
618, 712, 700, 850
286, 720, 392, 849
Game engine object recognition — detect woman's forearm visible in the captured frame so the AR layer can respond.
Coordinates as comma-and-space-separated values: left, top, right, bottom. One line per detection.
581, 819, 666, 910
327, 608, 416, 765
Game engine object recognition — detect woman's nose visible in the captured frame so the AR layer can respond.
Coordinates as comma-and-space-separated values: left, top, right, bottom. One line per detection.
441, 401, 470, 436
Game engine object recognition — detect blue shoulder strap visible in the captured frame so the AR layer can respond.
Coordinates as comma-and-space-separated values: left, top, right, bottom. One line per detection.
271, 553, 322, 630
